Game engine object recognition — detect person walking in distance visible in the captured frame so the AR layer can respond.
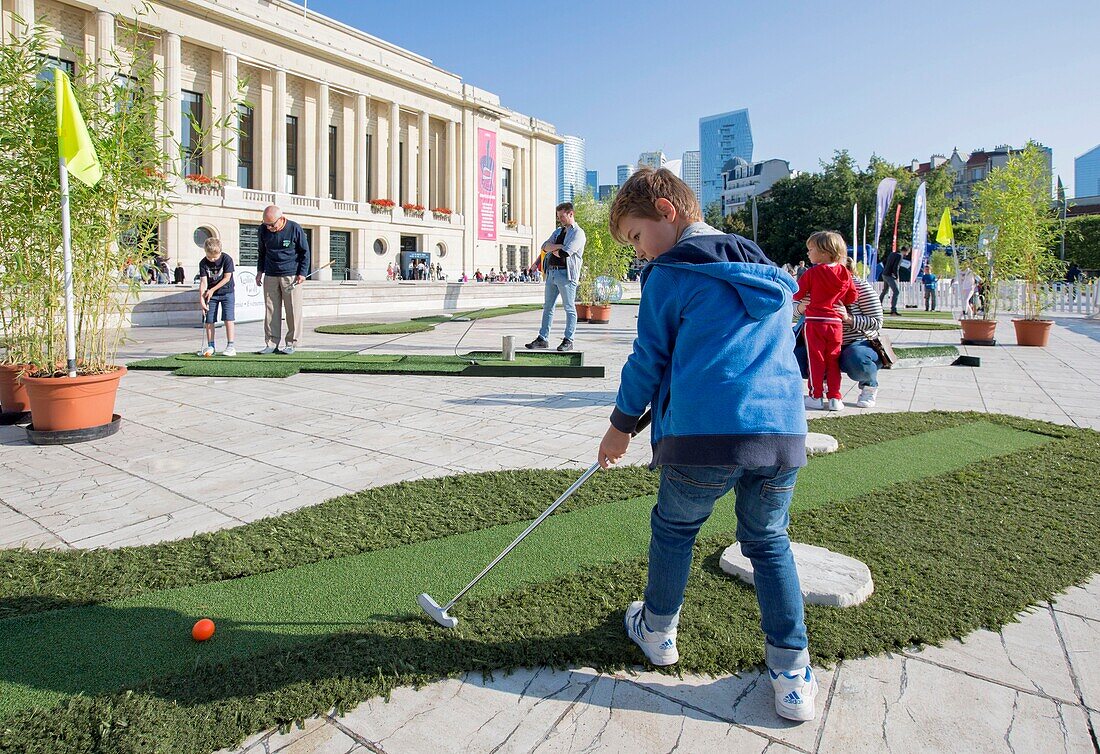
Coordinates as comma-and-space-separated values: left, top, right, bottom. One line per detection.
526, 202, 586, 352
879, 244, 902, 315
256, 205, 310, 355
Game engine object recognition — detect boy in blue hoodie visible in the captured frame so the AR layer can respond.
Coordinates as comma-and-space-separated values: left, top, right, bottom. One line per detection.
599, 167, 815, 722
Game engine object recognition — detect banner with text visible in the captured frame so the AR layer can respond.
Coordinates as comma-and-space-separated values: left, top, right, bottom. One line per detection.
477, 128, 497, 241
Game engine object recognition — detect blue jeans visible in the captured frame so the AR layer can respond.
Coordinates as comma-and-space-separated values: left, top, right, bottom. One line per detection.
538, 268, 577, 341
644, 464, 809, 672
795, 338, 880, 388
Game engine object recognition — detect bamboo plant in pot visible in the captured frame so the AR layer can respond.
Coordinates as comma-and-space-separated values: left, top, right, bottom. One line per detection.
0, 25, 170, 436
573, 191, 630, 325
971, 142, 1062, 347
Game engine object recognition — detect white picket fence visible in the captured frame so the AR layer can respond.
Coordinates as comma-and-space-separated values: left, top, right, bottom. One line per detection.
876, 279, 1100, 316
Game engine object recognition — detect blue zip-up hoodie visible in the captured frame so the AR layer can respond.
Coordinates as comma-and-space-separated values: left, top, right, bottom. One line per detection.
610, 224, 807, 469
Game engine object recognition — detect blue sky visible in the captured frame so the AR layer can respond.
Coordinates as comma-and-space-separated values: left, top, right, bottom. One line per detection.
297, 0, 1099, 196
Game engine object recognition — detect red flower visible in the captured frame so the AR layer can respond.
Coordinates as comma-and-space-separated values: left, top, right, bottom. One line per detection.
401, 203, 426, 212
369, 198, 396, 207
431, 207, 452, 215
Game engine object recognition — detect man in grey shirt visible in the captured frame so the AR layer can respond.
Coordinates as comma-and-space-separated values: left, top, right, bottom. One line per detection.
526, 202, 586, 352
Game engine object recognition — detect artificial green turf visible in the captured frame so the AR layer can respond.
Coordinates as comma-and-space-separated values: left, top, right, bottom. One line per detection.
314, 304, 543, 335
0, 421, 1054, 719
0, 414, 1097, 753
882, 318, 961, 330
894, 345, 960, 360
890, 309, 953, 319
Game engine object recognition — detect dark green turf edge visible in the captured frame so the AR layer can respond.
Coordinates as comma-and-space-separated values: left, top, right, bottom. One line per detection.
0, 421, 1047, 718
3, 412, 1073, 622
313, 304, 544, 335
895, 345, 960, 360
882, 318, 961, 330
889, 310, 953, 319
0, 419, 1095, 753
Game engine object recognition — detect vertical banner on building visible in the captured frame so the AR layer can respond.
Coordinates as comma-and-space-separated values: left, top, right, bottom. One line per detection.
873, 177, 897, 254
477, 128, 497, 241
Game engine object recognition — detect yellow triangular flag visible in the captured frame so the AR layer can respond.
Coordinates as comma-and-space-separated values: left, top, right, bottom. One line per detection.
935, 206, 953, 247
55, 69, 101, 187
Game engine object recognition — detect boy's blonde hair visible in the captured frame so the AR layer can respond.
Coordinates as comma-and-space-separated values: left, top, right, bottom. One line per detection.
609, 167, 702, 245
806, 231, 847, 263
203, 237, 222, 255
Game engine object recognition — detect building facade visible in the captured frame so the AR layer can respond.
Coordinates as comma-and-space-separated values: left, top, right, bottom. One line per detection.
2, 0, 563, 280
911, 144, 1053, 214
1076, 145, 1100, 199
598, 184, 616, 201
556, 135, 585, 205
585, 169, 598, 198
720, 158, 790, 216
682, 150, 701, 199
637, 150, 666, 170
700, 109, 753, 210
617, 164, 634, 186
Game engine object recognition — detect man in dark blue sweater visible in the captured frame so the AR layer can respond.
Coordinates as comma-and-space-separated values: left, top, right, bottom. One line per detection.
256, 205, 310, 354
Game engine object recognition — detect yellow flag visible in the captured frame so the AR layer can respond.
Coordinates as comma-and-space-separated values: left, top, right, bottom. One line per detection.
935, 207, 953, 247
55, 69, 101, 187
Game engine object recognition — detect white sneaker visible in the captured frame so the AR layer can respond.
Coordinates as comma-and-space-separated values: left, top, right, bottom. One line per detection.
281, 346, 296, 355
221, 346, 237, 357
624, 601, 678, 666
828, 398, 844, 412
804, 396, 824, 410
770, 666, 818, 722
855, 387, 878, 408
197, 346, 214, 357
258, 346, 277, 355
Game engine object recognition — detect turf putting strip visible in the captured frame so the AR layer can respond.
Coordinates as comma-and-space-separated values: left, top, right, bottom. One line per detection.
314, 304, 544, 335
882, 318, 960, 330
0, 421, 1049, 719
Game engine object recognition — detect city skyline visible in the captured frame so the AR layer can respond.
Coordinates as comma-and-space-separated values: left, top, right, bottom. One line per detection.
294, 0, 1099, 196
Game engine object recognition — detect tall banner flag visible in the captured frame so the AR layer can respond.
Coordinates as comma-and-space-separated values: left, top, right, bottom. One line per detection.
476, 128, 497, 241
873, 177, 897, 253
911, 182, 928, 275
751, 196, 759, 244
1057, 176, 1067, 260
892, 203, 902, 254
55, 70, 101, 377
852, 203, 858, 267
935, 207, 954, 248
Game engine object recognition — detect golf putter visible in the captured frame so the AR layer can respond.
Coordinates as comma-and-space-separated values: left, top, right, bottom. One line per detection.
289, 260, 334, 288
418, 410, 653, 629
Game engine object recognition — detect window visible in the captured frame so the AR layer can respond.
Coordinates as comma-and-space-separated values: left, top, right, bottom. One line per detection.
37, 55, 75, 83
365, 132, 374, 199
373, 238, 387, 255
181, 90, 203, 176
239, 224, 260, 268
501, 167, 513, 224
113, 74, 139, 114
193, 227, 214, 248
399, 141, 406, 203
506, 245, 517, 270
285, 115, 299, 194
237, 104, 254, 189
328, 125, 338, 199
436, 241, 447, 258
520, 246, 530, 269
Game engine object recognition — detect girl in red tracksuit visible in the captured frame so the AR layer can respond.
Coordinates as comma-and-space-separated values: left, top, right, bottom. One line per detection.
793, 231, 857, 411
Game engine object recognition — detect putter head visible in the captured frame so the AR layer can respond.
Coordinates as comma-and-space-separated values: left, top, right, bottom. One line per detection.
417, 592, 458, 629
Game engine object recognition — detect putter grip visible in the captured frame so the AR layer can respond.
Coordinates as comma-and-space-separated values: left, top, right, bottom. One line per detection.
631, 410, 652, 436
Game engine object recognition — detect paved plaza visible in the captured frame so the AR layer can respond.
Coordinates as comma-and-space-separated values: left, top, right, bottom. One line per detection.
2, 307, 1099, 753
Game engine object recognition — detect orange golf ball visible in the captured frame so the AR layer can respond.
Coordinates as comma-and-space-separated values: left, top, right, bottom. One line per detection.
192, 618, 215, 641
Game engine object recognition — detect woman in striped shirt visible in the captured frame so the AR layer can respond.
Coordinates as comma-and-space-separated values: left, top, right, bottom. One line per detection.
795, 256, 884, 408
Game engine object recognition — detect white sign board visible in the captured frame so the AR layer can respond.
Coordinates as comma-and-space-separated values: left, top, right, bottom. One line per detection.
234, 269, 265, 323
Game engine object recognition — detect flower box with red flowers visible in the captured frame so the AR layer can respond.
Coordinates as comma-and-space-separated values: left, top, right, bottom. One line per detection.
369, 198, 396, 213
431, 207, 453, 220
401, 203, 426, 217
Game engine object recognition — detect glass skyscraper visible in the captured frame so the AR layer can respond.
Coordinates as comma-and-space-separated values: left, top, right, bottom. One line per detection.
586, 170, 598, 198
557, 135, 586, 204
682, 150, 701, 200
617, 164, 634, 186
699, 109, 753, 209
1076, 145, 1100, 198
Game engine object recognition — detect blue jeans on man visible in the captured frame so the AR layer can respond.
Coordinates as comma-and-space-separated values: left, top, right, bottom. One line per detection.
644, 464, 810, 672
794, 339, 880, 388
539, 268, 578, 341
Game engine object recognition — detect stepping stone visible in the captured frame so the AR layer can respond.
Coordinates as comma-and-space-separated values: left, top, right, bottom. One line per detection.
719, 541, 874, 607
806, 432, 838, 455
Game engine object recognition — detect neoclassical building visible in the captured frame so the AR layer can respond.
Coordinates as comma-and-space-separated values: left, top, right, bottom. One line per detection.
1, 0, 563, 280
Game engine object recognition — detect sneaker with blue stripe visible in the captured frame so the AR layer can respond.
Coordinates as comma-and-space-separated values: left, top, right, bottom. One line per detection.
624, 601, 678, 666
769, 666, 818, 722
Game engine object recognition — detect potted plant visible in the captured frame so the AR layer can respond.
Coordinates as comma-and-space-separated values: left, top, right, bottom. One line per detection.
401, 202, 425, 218
369, 198, 395, 214
572, 192, 630, 325
431, 206, 452, 220
0, 24, 171, 437
972, 142, 1062, 347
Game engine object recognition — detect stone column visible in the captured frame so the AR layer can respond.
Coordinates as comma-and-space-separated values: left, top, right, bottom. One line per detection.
355, 94, 368, 203
418, 110, 430, 208
446, 119, 457, 213
388, 100, 400, 202
316, 82, 329, 197
222, 52, 239, 186
12, 0, 34, 39
163, 32, 181, 177
94, 11, 114, 81
273, 68, 287, 195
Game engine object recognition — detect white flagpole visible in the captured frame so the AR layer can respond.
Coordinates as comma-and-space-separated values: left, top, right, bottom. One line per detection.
59, 157, 77, 377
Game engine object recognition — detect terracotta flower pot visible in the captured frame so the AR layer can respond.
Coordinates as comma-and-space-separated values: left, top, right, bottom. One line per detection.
20, 366, 126, 432
588, 304, 612, 324
575, 303, 590, 322
959, 318, 997, 342
0, 363, 31, 413
1012, 319, 1053, 347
